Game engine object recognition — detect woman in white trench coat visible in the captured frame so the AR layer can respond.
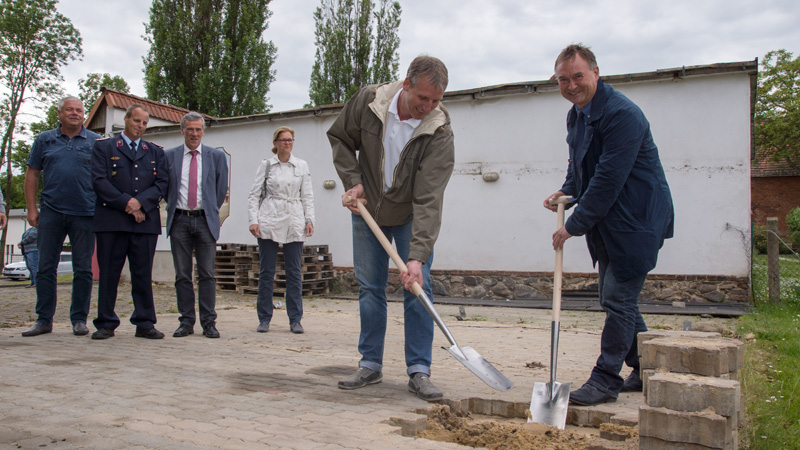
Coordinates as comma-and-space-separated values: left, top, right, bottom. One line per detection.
247, 126, 315, 334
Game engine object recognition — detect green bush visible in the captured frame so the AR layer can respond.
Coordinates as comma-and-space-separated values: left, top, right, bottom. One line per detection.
787, 207, 800, 248
753, 225, 767, 254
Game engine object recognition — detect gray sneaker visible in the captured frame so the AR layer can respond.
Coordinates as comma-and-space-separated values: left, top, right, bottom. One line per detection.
338, 368, 382, 390
256, 321, 270, 333
408, 373, 443, 401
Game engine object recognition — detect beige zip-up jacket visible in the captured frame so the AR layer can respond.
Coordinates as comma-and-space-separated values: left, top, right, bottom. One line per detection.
328, 81, 455, 263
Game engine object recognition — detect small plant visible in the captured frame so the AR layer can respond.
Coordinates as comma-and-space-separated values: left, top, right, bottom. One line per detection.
753, 225, 768, 254
786, 207, 800, 249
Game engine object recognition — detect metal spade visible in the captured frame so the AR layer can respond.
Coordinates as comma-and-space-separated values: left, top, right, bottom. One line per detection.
345, 196, 513, 391
528, 195, 572, 429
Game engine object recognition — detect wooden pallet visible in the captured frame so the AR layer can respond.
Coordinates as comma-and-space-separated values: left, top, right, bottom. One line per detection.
220, 243, 335, 297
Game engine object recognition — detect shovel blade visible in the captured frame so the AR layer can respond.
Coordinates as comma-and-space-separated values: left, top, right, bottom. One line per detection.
445, 345, 514, 391
527, 381, 571, 429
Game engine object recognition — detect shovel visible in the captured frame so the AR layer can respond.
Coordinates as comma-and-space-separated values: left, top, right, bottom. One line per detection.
344, 196, 513, 391
528, 195, 573, 429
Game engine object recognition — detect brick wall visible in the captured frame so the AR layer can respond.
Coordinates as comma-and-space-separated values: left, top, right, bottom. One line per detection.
752, 176, 800, 232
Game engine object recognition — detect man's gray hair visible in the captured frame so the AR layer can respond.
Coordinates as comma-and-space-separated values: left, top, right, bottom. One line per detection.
125, 104, 148, 118
58, 96, 82, 111
406, 55, 448, 91
555, 44, 598, 72
181, 111, 205, 130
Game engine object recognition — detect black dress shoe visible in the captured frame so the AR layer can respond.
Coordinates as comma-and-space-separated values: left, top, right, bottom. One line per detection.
91, 328, 115, 340
135, 327, 165, 339
569, 383, 617, 406
202, 323, 220, 339
173, 324, 194, 337
21, 322, 52, 337
621, 370, 643, 392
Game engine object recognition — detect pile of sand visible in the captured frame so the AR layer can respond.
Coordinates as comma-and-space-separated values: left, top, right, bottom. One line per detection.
418, 405, 591, 450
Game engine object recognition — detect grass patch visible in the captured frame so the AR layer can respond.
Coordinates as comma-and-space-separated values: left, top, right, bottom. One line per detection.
737, 302, 800, 449
752, 254, 800, 304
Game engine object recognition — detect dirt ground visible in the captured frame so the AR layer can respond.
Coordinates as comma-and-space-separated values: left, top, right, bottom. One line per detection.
419, 404, 639, 450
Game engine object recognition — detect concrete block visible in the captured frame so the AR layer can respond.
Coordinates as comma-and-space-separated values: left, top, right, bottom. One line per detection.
639, 405, 732, 448
639, 435, 732, 449
640, 337, 740, 377
637, 330, 721, 358
646, 373, 740, 418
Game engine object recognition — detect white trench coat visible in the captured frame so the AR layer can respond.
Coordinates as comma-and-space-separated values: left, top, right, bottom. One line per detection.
247, 154, 315, 243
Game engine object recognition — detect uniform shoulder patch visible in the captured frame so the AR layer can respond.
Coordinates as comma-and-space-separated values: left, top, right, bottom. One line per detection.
96, 137, 111, 141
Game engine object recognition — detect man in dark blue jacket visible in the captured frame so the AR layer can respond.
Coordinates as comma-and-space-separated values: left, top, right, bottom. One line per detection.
90, 104, 168, 340
544, 44, 674, 406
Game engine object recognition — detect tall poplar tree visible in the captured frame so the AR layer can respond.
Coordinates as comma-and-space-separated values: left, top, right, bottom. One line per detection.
143, 0, 277, 117
308, 0, 401, 107
0, 0, 82, 266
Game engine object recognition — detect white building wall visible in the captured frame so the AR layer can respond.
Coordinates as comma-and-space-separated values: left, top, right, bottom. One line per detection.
146, 70, 752, 280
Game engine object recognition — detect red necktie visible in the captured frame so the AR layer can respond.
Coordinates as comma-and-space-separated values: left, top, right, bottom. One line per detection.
187, 150, 198, 210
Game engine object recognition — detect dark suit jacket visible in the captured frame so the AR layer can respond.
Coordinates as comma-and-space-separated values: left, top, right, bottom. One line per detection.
164, 144, 229, 241
561, 79, 674, 282
91, 135, 168, 234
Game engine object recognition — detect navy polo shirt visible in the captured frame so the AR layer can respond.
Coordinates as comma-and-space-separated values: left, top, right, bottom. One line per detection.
28, 125, 102, 216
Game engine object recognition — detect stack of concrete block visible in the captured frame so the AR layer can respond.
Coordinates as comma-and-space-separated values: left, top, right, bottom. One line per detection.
637, 331, 744, 450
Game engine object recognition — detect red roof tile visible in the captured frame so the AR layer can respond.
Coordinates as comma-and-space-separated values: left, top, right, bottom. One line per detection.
85, 88, 216, 127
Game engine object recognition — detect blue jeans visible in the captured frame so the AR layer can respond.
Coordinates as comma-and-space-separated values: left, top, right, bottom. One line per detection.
35, 205, 94, 326
170, 214, 218, 327
352, 214, 434, 376
587, 237, 648, 397
24, 251, 39, 286
257, 239, 304, 325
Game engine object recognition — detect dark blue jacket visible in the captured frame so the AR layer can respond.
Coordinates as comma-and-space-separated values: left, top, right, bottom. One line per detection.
91, 135, 168, 234
561, 79, 674, 281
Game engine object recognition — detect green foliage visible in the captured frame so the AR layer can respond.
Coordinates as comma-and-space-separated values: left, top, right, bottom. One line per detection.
143, 0, 277, 117
754, 49, 800, 168
737, 303, 800, 449
308, 0, 401, 107
787, 207, 800, 248
753, 225, 768, 254
78, 73, 129, 112
0, 0, 82, 166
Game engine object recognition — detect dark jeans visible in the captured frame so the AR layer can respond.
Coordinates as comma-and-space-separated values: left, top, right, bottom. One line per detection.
35, 205, 94, 326
24, 251, 39, 286
256, 239, 303, 325
587, 237, 648, 397
169, 214, 218, 327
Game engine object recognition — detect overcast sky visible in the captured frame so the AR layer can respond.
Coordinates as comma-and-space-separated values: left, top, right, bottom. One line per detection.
49, 0, 800, 116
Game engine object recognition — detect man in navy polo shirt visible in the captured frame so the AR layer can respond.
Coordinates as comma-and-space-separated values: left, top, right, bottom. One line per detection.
22, 96, 102, 337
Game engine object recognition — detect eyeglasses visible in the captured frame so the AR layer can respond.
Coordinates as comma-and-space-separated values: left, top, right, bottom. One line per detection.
276, 138, 295, 143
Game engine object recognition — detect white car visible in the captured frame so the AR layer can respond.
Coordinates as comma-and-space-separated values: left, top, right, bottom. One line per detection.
2, 252, 73, 280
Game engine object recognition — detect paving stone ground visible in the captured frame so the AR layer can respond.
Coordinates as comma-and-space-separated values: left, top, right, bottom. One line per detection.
0, 279, 735, 449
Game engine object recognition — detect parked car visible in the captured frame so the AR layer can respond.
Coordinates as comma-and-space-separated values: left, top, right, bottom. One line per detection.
2, 252, 73, 280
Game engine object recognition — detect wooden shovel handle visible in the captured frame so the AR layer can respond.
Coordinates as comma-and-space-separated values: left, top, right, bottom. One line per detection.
548, 196, 571, 322
343, 195, 424, 297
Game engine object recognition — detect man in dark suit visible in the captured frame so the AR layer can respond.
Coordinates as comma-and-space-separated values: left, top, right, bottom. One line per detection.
91, 104, 169, 340
165, 112, 229, 339
544, 44, 674, 406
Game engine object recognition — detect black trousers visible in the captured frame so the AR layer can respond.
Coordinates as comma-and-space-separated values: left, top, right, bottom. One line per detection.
93, 231, 158, 330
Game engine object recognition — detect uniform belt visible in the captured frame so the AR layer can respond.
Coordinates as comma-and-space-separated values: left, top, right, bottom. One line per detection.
176, 209, 204, 217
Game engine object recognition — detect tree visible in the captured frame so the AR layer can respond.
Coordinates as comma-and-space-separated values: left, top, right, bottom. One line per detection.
143, 0, 277, 117
0, 0, 82, 266
78, 72, 130, 112
754, 49, 800, 169
308, 0, 401, 107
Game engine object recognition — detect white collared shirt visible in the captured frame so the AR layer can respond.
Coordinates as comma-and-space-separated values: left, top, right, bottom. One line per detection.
176, 144, 204, 210
383, 88, 421, 191
120, 133, 140, 151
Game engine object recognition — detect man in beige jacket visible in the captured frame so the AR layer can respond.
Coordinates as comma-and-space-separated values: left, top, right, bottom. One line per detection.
329, 55, 455, 401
